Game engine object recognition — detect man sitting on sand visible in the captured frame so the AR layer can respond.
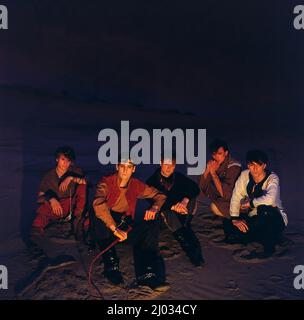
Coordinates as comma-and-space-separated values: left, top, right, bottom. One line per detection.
199, 139, 242, 242
146, 151, 204, 267
29, 146, 87, 265
91, 155, 167, 290
228, 149, 288, 260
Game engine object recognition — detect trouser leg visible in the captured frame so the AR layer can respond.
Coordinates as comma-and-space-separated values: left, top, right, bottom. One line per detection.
172, 226, 204, 266
130, 219, 166, 287
92, 212, 125, 284
30, 202, 65, 259
71, 184, 87, 239
253, 206, 285, 254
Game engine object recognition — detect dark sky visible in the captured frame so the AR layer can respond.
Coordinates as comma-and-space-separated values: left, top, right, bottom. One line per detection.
0, 0, 303, 118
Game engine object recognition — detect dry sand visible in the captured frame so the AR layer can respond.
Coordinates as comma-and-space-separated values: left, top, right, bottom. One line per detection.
0, 88, 303, 300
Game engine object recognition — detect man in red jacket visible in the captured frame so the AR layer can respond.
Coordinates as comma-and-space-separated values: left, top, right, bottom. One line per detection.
92, 155, 167, 290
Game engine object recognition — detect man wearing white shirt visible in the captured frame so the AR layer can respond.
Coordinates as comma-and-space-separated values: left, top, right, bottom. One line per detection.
229, 150, 288, 260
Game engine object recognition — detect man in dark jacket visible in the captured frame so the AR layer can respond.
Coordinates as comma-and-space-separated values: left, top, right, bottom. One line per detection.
146, 152, 204, 267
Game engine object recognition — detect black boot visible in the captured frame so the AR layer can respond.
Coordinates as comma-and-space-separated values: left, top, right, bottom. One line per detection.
173, 227, 205, 267
102, 247, 124, 285
134, 247, 167, 290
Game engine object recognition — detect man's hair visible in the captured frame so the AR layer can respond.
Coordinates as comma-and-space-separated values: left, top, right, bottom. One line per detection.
55, 146, 76, 161
209, 139, 229, 153
160, 149, 177, 162
246, 149, 268, 165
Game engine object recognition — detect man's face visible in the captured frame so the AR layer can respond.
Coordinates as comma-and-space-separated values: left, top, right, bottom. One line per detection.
160, 159, 176, 178
116, 160, 136, 181
212, 147, 228, 164
247, 161, 266, 179
56, 154, 72, 171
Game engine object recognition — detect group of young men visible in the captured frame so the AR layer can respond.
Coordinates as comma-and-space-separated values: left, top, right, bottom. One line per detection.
27, 139, 288, 291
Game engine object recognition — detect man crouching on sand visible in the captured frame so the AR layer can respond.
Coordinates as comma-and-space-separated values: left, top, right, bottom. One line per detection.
199, 139, 242, 242
228, 150, 288, 260
146, 151, 204, 267
91, 155, 167, 290
29, 146, 87, 266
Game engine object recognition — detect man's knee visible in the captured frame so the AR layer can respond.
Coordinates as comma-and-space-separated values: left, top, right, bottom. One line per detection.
32, 203, 54, 229
161, 210, 183, 231
36, 202, 52, 216
210, 203, 226, 217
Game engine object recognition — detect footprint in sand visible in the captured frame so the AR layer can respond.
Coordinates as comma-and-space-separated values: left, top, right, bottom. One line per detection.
274, 247, 291, 259
269, 275, 284, 283
209, 236, 245, 251
225, 280, 239, 291
284, 231, 304, 244
201, 229, 222, 238
232, 249, 271, 264
159, 243, 182, 260
126, 284, 170, 300
179, 270, 194, 277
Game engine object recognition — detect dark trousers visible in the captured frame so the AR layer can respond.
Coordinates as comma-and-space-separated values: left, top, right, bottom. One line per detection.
161, 197, 197, 232
91, 211, 165, 281
227, 205, 286, 253
161, 199, 204, 266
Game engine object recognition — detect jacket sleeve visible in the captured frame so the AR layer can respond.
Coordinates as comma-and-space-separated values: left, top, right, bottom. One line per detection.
230, 172, 247, 218
93, 179, 116, 228
37, 173, 56, 203
37, 190, 58, 204
221, 165, 242, 201
181, 174, 200, 199
199, 171, 212, 194
252, 174, 280, 208
138, 185, 167, 209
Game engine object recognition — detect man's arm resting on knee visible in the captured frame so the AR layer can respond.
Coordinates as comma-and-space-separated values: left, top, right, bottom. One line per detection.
37, 190, 58, 204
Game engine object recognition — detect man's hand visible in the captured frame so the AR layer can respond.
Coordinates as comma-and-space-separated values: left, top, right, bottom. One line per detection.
144, 206, 159, 221
171, 198, 189, 214
113, 228, 128, 242
49, 198, 63, 217
74, 177, 87, 185
232, 219, 249, 233
59, 176, 87, 192
59, 176, 73, 192
240, 200, 251, 210
209, 160, 220, 175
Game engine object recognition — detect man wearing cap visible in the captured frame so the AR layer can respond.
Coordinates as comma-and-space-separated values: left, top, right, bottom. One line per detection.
92, 156, 167, 289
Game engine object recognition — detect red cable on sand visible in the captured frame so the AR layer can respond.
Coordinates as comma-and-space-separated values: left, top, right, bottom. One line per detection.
88, 225, 132, 299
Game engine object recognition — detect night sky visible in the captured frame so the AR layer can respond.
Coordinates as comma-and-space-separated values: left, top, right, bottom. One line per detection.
0, 0, 303, 121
